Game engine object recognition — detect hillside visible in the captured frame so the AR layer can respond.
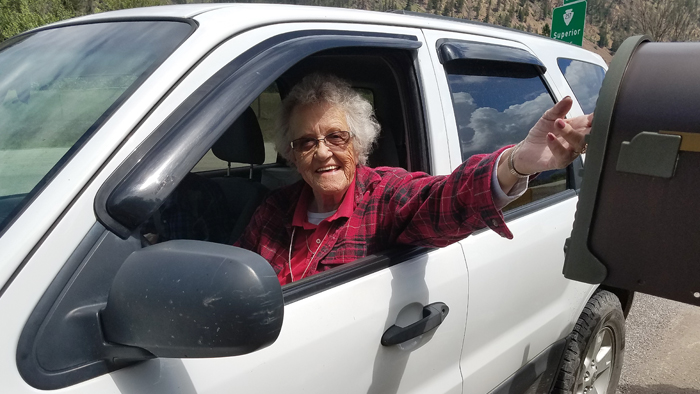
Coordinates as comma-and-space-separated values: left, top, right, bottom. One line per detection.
1, 0, 699, 62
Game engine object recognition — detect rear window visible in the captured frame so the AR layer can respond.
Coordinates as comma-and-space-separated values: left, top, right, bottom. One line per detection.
445, 59, 567, 210
0, 21, 193, 234
557, 58, 606, 114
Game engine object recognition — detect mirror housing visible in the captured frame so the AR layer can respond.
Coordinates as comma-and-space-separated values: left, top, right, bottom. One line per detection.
101, 240, 284, 358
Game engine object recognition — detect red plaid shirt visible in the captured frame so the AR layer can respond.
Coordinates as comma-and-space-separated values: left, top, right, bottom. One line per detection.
236, 146, 513, 284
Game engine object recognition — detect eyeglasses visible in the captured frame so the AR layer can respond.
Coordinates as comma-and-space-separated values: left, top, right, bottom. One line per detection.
290, 131, 352, 154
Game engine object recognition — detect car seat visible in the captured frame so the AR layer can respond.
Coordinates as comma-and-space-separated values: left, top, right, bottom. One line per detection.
211, 107, 270, 243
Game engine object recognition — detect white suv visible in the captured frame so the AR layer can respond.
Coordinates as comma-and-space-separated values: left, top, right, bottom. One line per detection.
0, 5, 628, 394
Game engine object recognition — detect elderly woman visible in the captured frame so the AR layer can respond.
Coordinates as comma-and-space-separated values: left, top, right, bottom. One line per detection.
237, 74, 592, 285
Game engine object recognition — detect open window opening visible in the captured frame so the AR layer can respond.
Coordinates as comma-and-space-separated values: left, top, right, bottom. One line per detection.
141, 47, 425, 249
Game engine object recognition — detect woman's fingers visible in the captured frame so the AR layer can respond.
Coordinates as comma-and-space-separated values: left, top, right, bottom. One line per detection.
546, 132, 576, 167
543, 96, 574, 121
551, 112, 592, 154
552, 119, 584, 149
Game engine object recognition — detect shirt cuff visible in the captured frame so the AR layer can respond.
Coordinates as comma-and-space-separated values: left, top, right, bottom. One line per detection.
491, 150, 529, 210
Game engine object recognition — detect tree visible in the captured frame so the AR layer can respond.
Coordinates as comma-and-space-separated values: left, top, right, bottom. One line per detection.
541, 0, 550, 18
597, 23, 609, 47
611, 33, 625, 52
404, 0, 412, 11
0, 0, 74, 41
94, 0, 167, 13
428, 0, 440, 12
442, 0, 451, 16
629, 0, 700, 42
454, 0, 464, 16
541, 22, 550, 37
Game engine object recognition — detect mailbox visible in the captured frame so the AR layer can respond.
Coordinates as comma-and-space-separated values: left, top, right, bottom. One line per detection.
564, 36, 700, 307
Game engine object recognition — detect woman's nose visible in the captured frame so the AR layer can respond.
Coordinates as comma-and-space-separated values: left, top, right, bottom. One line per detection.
314, 139, 333, 159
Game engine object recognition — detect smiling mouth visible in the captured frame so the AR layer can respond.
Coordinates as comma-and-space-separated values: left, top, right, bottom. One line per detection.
316, 165, 340, 173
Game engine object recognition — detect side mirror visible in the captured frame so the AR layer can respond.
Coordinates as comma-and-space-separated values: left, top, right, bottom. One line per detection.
101, 240, 284, 358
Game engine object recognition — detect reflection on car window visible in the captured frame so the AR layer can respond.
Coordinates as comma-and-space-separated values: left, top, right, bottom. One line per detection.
557, 58, 606, 114
0, 21, 192, 233
445, 59, 566, 210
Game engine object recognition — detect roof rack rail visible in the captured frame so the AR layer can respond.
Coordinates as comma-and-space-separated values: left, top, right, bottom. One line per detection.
389, 9, 565, 42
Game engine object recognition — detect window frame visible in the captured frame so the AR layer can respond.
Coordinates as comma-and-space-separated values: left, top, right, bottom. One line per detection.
437, 39, 578, 218
94, 29, 423, 239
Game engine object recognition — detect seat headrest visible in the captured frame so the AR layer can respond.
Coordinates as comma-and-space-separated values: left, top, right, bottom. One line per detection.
212, 107, 266, 165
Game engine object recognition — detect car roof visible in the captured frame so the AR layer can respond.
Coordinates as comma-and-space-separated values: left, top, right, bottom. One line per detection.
39, 4, 604, 66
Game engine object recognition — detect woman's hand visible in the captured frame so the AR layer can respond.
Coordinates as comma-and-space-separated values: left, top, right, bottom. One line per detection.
513, 96, 593, 175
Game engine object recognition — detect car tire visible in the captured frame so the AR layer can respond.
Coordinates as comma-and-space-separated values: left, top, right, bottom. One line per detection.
551, 290, 625, 394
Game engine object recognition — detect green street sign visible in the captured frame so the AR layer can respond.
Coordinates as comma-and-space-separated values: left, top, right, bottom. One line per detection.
551, 0, 587, 46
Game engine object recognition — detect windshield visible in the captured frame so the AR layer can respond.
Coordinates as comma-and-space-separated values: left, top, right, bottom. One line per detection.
0, 21, 193, 234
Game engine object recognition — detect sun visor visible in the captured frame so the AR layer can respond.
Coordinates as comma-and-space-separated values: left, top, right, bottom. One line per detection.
564, 35, 700, 307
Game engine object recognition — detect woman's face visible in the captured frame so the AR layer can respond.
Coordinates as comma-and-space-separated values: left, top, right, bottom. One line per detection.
289, 102, 357, 211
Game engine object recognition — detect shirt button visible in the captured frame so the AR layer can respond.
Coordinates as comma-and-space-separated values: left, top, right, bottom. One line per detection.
491, 219, 499, 227
316, 239, 321, 244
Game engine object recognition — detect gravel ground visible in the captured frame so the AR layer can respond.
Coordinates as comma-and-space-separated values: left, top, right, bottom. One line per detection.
616, 293, 700, 394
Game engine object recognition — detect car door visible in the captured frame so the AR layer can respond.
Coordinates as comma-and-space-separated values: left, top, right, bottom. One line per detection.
2, 17, 469, 394
422, 29, 598, 393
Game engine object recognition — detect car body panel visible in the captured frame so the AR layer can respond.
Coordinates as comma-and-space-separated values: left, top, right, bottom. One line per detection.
0, 5, 611, 393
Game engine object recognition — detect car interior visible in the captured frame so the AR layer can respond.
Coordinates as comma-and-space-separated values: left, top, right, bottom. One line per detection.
140, 47, 427, 247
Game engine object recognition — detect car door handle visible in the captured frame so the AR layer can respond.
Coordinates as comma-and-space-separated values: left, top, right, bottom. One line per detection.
380, 302, 449, 346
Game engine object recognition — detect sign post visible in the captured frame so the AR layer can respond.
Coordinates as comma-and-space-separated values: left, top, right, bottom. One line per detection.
551, 0, 587, 46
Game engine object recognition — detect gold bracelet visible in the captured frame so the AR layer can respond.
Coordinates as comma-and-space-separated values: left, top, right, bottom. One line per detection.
508, 142, 532, 179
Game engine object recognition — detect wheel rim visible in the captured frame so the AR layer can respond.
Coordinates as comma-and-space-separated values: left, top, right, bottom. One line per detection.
575, 326, 615, 394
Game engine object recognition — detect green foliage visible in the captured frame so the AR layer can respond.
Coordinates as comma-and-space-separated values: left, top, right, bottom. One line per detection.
441, 0, 452, 16
93, 0, 167, 13
428, 0, 439, 12
454, 0, 463, 15
0, 0, 170, 42
541, 21, 550, 36
610, 32, 626, 52
597, 23, 609, 47
541, 0, 549, 18
0, 0, 75, 40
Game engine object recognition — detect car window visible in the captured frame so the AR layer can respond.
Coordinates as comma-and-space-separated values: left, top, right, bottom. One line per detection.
557, 58, 606, 114
193, 83, 281, 172
136, 47, 421, 270
0, 21, 193, 234
444, 59, 565, 210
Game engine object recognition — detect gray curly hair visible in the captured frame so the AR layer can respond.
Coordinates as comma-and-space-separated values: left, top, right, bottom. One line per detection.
275, 73, 381, 166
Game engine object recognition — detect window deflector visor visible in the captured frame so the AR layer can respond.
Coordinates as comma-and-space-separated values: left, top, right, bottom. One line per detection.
437, 39, 546, 73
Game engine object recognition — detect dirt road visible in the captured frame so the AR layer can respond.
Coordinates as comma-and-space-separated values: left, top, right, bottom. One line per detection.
616, 293, 700, 394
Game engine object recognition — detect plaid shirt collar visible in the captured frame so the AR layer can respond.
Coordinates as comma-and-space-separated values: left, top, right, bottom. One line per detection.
291, 172, 357, 230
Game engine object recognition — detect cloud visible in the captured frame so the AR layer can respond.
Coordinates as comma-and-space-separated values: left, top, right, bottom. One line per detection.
457, 92, 553, 157
562, 61, 604, 113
